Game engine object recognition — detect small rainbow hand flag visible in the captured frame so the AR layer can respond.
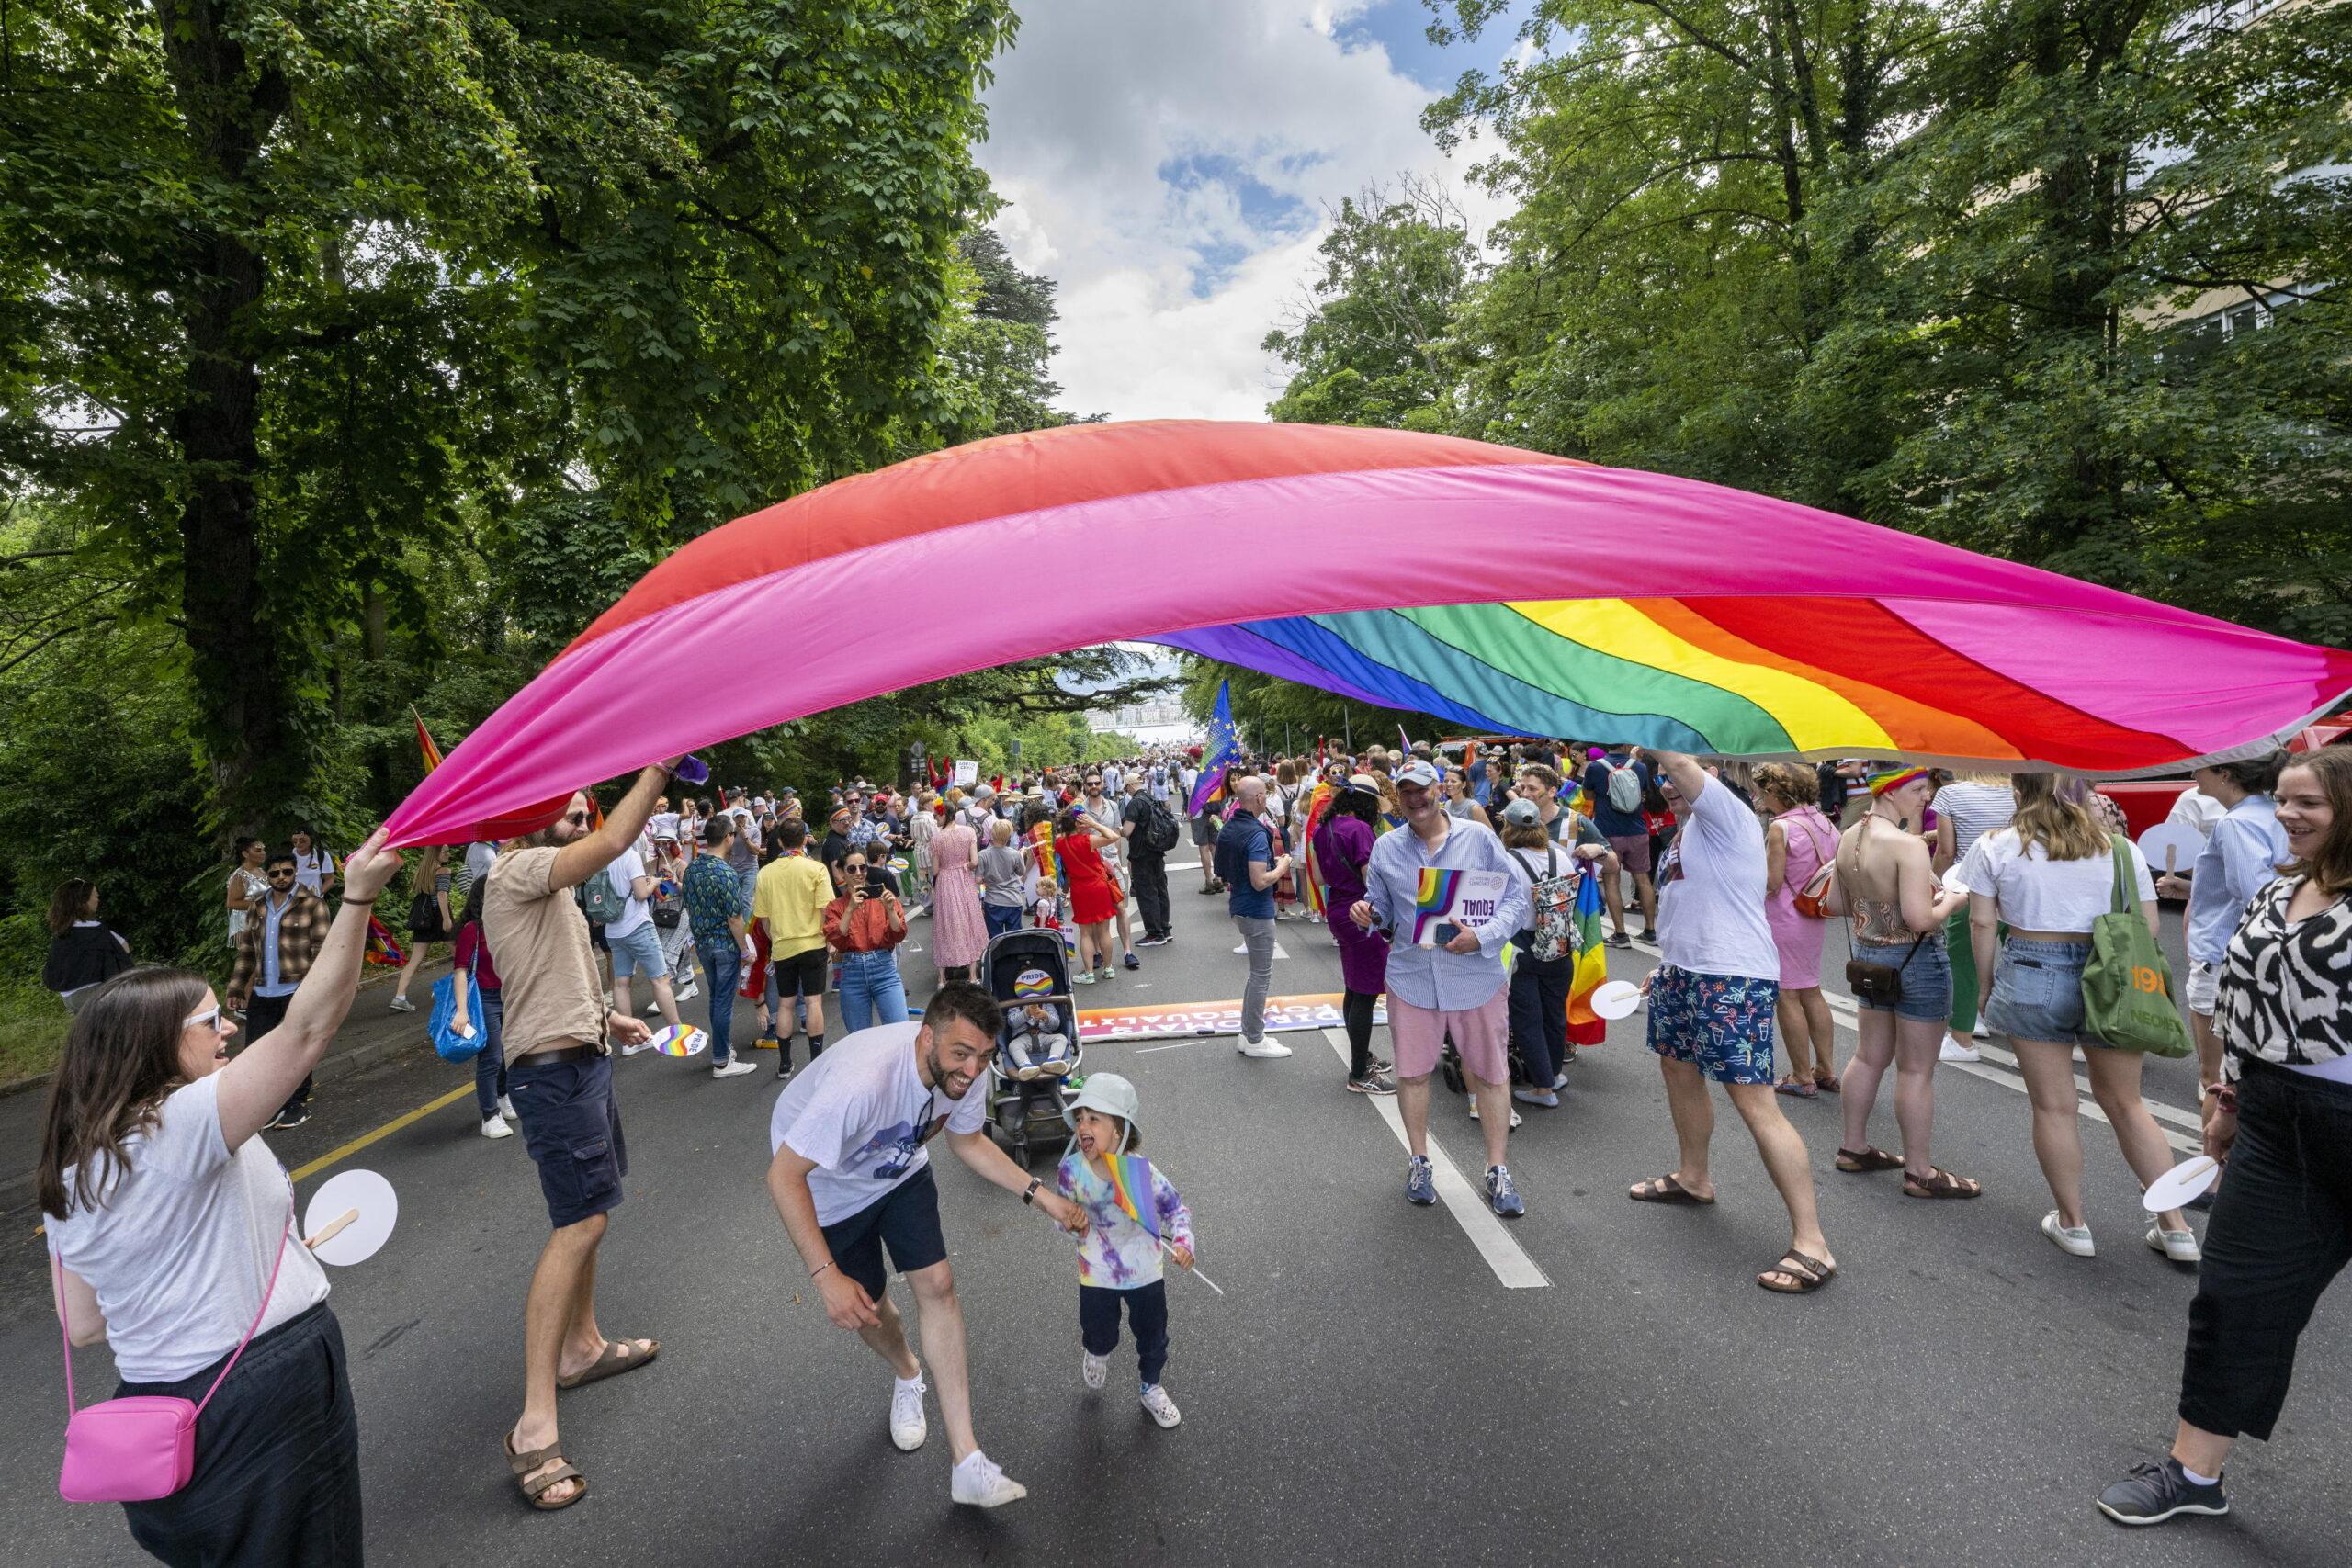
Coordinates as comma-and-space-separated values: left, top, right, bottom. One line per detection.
1410, 868, 1463, 946
364, 915, 406, 968
1102, 1153, 1159, 1242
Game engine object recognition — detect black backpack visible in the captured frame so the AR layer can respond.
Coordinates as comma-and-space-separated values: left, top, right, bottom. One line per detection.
1143, 795, 1181, 853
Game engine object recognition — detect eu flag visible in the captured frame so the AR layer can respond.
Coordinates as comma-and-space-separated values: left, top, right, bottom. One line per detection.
1189, 680, 1242, 815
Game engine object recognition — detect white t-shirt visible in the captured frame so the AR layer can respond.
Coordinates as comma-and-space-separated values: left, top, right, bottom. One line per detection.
1957, 829, 2156, 931
2168, 788, 2227, 836
289, 847, 334, 897
767, 1021, 988, 1226
605, 849, 652, 940
1655, 777, 1781, 982
49, 1075, 329, 1382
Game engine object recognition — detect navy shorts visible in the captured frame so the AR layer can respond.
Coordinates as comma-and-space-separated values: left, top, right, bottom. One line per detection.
510, 1052, 628, 1229
820, 1164, 948, 1301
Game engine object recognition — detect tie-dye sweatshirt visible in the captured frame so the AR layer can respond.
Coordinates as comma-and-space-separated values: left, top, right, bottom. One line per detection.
1054, 1150, 1195, 1288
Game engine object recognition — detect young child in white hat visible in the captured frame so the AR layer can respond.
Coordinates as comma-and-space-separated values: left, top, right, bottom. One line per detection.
1055, 1073, 1196, 1427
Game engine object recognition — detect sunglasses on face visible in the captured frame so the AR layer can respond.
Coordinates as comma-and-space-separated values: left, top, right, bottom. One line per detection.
266, 869, 296, 879
183, 1006, 231, 1034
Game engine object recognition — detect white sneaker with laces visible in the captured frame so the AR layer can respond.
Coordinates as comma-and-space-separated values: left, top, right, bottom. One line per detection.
711, 1057, 757, 1079
889, 1375, 928, 1451
2147, 1225, 2202, 1264
1940, 1034, 1982, 1063
2041, 1211, 2097, 1258
950, 1450, 1027, 1508
1081, 1350, 1108, 1390
481, 1114, 514, 1140
1139, 1383, 1182, 1428
673, 981, 699, 1004
1237, 1038, 1293, 1059
498, 1095, 518, 1122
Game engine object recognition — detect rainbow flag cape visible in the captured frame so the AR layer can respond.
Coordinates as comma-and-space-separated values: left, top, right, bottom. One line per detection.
1030, 819, 1058, 886
1566, 867, 1608, 1029
1298, 781, 1337, 917
364, 914, 406, 968
1102, 1152, 1159, 1241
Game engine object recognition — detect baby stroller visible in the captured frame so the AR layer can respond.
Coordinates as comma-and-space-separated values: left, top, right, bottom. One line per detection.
979, 927, 1084, 1164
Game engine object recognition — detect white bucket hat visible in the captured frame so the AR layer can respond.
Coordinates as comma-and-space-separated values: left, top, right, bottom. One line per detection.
1060, 1071, 1142, 1148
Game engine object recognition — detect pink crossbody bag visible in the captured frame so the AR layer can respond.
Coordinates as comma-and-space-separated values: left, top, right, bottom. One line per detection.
50, 1178, 294, 1504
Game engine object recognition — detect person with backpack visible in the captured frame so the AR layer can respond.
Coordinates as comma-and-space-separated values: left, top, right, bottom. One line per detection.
1583, 746, 1657, 944
1121, 773, 1176, 947
1498, 798, 1607, 1108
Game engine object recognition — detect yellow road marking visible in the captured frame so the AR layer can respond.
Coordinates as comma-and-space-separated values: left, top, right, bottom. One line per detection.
289, 1085, 473, 1184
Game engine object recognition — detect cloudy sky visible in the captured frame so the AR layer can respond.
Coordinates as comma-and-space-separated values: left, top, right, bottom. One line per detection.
977, 1, 1531, 423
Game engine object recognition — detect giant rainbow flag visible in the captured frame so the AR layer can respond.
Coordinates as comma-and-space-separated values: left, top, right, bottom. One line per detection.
382, 422, 2352, 846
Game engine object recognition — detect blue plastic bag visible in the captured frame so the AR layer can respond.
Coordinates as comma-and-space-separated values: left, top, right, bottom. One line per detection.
429, 971, 486, 1062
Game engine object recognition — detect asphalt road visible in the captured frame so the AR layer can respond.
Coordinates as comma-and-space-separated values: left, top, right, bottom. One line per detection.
3, 859, 2344, 1566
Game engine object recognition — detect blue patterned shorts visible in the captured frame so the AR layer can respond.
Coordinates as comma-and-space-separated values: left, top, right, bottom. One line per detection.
1646, 964, 1779, 1085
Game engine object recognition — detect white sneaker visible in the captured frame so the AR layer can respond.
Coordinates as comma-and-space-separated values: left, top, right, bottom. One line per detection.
641, 997, 660, 1015
673, 981, 699, 1004
1940, 1034, 1982, 1063
498, 1095, 518, 1122
711, 1057, 757, 1079
1081, 1349, 1107, 1390
481, 1114, 514, 1140
2147, 1225, 2202, 1264
1466, 1100, 1523, 1129
950, 1450, 1027, 1508
888, 1375, 928, 1451
1237, 1038, 1293, 1059
1139, 1383, 1182, 1428
2041, 1211, 2097, 1258
1973, 1019, 1992, 1040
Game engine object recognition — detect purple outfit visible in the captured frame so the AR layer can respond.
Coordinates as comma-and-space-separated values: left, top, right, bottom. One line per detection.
1315, 814, 1388, 994
1766, 807, 1837, 988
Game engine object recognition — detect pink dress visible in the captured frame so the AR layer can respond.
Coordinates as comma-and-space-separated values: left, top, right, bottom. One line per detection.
928, 823, 988, 970
1767, 807, 1838, 989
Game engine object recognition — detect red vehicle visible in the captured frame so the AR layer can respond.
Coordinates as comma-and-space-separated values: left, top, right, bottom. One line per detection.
2103, 723, 2348, 837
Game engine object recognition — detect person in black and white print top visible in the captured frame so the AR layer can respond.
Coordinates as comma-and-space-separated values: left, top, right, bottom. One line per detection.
2098, 749, 2352, 1529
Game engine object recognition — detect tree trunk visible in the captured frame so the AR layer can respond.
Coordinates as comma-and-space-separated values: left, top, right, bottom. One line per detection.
153, 1, 291, 839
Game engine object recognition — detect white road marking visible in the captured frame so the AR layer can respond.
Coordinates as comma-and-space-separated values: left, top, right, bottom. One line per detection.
1230, 942, 1291, 959
1319, 1029, 1550, 1290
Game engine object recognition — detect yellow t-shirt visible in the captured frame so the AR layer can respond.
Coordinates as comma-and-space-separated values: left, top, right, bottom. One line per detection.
753, 854, 833, 960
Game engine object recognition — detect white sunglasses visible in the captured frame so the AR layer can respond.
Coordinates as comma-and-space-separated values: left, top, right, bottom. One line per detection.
183, 1006, 231, 1033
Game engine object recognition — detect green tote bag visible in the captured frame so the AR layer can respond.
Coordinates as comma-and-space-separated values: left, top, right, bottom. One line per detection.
2080, 834, 2193, 1057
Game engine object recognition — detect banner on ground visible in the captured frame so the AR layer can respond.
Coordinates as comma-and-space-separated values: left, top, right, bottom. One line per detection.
1078, 992, 1384, 1043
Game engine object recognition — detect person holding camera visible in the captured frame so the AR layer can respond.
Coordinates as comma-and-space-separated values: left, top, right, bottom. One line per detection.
824, 847, 910, 1034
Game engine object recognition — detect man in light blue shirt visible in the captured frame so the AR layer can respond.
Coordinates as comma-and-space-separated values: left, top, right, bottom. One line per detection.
1350, 760, 1531, 1216
2155, 752, 2291, 1097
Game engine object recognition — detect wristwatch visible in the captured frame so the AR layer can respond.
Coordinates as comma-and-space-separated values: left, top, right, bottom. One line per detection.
1022, 1178, 1041, 1206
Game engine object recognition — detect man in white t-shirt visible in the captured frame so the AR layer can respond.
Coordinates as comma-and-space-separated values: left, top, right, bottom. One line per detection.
1628, 749, 1836, 1295
765, 987, 1086, 1509
602, 844, 684, 1042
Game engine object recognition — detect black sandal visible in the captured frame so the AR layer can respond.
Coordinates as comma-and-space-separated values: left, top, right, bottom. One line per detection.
1758, 1250, 1837, 1293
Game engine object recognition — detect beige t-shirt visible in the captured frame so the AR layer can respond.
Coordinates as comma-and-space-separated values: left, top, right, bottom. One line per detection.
482, 846, 605, 1063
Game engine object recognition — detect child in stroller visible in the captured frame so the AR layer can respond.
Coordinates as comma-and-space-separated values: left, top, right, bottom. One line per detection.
1004, 965, 1077, 1080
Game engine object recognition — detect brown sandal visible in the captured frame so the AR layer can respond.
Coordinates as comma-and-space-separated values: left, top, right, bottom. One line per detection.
1758, 1250, 1838, 1293
1903, 1167, 1984, 1200
555, 1337, 660, 1391
1813, 1073, 1841, 1095
1628, 1174, 1715, 1205
1835, 1145, 1905, 1173
505, 1432, 587, 1511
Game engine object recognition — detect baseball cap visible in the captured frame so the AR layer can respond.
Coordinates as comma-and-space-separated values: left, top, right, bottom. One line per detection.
1396, 760, 1439, 787
1501, 797, 1542, 828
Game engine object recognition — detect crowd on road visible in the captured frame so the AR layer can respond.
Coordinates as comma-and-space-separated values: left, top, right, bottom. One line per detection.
28, 727, 2352, 1560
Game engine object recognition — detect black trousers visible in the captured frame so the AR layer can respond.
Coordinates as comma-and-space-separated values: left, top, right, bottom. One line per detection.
1080, 1279, 1170, 1388
1130, 851, 1170, 939
241, 991, 310, 1121
2177, 1058, 2352, 1441
119, 1304, 362, 1567
1507, 955, 1572, 1088
1341, 988, 1378, 1078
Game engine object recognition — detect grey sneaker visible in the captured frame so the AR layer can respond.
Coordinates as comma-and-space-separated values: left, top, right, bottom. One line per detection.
2098, 1457, 2228, 1526
387, 994, 416, 1013
1486, 1163, 1526, 1219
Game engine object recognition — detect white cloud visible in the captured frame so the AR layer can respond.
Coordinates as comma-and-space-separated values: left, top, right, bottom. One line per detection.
977, 1, 1509, 422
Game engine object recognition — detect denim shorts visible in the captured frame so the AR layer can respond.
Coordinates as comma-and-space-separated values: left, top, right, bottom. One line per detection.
1647, 964, 1778, 1085
511, 1052, 628, 1228
607, 919, 665, 978
1983, 936, 2093, 1047
1850, 936, 1953, 1022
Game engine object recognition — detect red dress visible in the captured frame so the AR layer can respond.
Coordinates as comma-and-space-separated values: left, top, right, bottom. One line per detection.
1057, 832, 1120, 926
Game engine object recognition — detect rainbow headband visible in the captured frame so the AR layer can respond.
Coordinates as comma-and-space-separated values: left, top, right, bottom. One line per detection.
1868, 765, 1931, 797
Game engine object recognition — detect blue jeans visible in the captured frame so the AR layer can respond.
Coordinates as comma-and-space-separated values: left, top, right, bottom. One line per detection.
733, 863, 758, 920
984, 901, 1023, 940
699, 943, 741, 1064
472, 991, 509, 1118
836, 949, 909, 1036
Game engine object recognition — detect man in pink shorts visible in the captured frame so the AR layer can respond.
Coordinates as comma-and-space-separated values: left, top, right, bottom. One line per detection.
1349, 760, 1532, 1217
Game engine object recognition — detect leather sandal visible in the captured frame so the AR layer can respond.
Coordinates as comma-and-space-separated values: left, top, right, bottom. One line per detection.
1903, 1167, 1984, 1200
1758, 1250, 1838, 1293
556, 1337, 660, 1390
505, 1432, 587, 1511
1627, 1174, 1715, 1205
1834, 1145, 1905, 1173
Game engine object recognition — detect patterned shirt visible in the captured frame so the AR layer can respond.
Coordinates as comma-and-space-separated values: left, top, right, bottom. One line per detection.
2214, 876, 2352, 1083
683, 852, 744, 952
1054, 1151, 1194, 1288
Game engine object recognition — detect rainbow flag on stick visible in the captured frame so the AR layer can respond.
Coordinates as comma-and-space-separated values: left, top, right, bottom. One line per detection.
1566, 868, 1608, 1036
364, 915, 406, 968
1096, 1153, 1225, 1294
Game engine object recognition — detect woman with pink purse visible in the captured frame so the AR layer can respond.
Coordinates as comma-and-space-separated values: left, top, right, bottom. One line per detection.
39, 829, 401, 1565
